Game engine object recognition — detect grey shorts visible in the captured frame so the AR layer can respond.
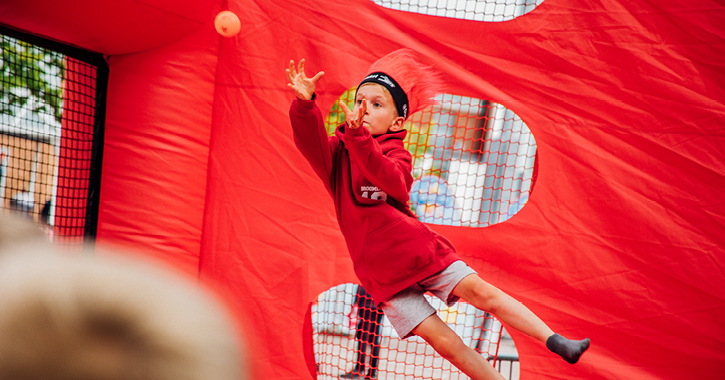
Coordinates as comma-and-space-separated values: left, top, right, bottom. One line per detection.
379, 260, 477, 339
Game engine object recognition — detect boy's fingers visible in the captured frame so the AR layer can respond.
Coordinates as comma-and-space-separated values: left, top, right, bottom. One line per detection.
298, 59, 306, 77
360, 97, 367, 115
357, 95, 367, 122
311, 71, 325, 84
351, 99, 367, 128
339, 101, 359, 128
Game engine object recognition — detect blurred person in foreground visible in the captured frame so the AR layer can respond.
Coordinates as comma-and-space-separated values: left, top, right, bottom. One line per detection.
0, 211, 50, 257
0, 213, 245, 380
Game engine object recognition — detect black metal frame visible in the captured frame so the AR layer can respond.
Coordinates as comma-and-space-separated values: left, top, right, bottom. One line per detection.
0, 23, 108, 244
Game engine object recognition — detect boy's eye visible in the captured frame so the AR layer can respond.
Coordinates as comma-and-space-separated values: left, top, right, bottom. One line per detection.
356, 99, 362, 105
373, 103, 381, 107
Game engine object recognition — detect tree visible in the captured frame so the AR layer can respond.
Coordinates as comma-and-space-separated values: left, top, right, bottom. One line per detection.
1, 35, 65, 125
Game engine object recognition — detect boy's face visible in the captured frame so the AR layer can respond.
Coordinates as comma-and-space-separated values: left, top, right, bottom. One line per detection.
354, 83, 405, 135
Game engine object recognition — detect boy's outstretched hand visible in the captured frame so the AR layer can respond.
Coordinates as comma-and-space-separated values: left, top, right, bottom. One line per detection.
286, 59, 324, 101
338, 96, 367, 130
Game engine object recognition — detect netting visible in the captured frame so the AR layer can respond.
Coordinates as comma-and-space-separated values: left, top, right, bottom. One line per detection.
326, 90, 537, 228
1, 33, 102, 251
372, 0, 543, 22
313, 284, 519, 380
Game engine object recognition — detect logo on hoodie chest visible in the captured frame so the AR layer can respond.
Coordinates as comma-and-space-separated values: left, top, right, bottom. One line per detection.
360, 186, 388, 201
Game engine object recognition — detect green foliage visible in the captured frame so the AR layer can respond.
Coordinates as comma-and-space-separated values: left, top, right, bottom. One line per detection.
1, 35, 65, 124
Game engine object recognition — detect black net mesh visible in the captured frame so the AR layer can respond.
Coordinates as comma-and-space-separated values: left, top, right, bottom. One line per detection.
1, 33, 102, 251
372, 0, 543, 22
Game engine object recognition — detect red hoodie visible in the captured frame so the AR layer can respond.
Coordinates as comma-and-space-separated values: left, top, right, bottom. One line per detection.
289, 98, 460, 302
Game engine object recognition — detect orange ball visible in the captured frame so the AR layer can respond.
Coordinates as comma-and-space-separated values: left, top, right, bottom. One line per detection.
214, 11, 241, 37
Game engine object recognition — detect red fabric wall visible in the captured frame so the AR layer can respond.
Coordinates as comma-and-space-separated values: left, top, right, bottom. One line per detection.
97, 22, 222, 275
0, 0, 214, 55
4, 0, 724, 379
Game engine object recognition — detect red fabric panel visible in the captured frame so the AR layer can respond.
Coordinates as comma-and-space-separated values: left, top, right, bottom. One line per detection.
198, 0, 725, 379
0, 0, 213, 55
96, 20, 222, 276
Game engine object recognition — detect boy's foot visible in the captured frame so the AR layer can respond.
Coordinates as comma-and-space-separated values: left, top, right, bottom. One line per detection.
546, 333, 590, 364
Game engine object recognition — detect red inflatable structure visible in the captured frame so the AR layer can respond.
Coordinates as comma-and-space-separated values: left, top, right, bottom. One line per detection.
2, 1, 724, 379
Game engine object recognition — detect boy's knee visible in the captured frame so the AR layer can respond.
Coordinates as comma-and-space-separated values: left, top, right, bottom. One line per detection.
424, 329, 466, 359
466, 280, 505, 313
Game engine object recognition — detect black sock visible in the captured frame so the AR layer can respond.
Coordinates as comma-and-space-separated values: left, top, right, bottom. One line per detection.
546, 333, 590, 364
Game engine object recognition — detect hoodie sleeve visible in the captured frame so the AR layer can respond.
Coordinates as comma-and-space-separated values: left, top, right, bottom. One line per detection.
289, 98, 339, 194
343, 124, 413, 203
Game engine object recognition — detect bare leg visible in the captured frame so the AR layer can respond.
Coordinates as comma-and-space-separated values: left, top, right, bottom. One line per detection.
412, 314, 505, 380
452, 274, 553, 342
452, 275, 589, 363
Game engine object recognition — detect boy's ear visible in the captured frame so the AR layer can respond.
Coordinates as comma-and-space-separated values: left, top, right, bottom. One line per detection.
388, 117, 405, 132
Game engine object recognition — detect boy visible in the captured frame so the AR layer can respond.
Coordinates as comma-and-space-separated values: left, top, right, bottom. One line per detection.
286, 49, 589, 380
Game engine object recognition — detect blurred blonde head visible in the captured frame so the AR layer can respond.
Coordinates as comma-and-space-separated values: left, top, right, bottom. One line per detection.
0, 212, 52, 257
0, 229, 244, 380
